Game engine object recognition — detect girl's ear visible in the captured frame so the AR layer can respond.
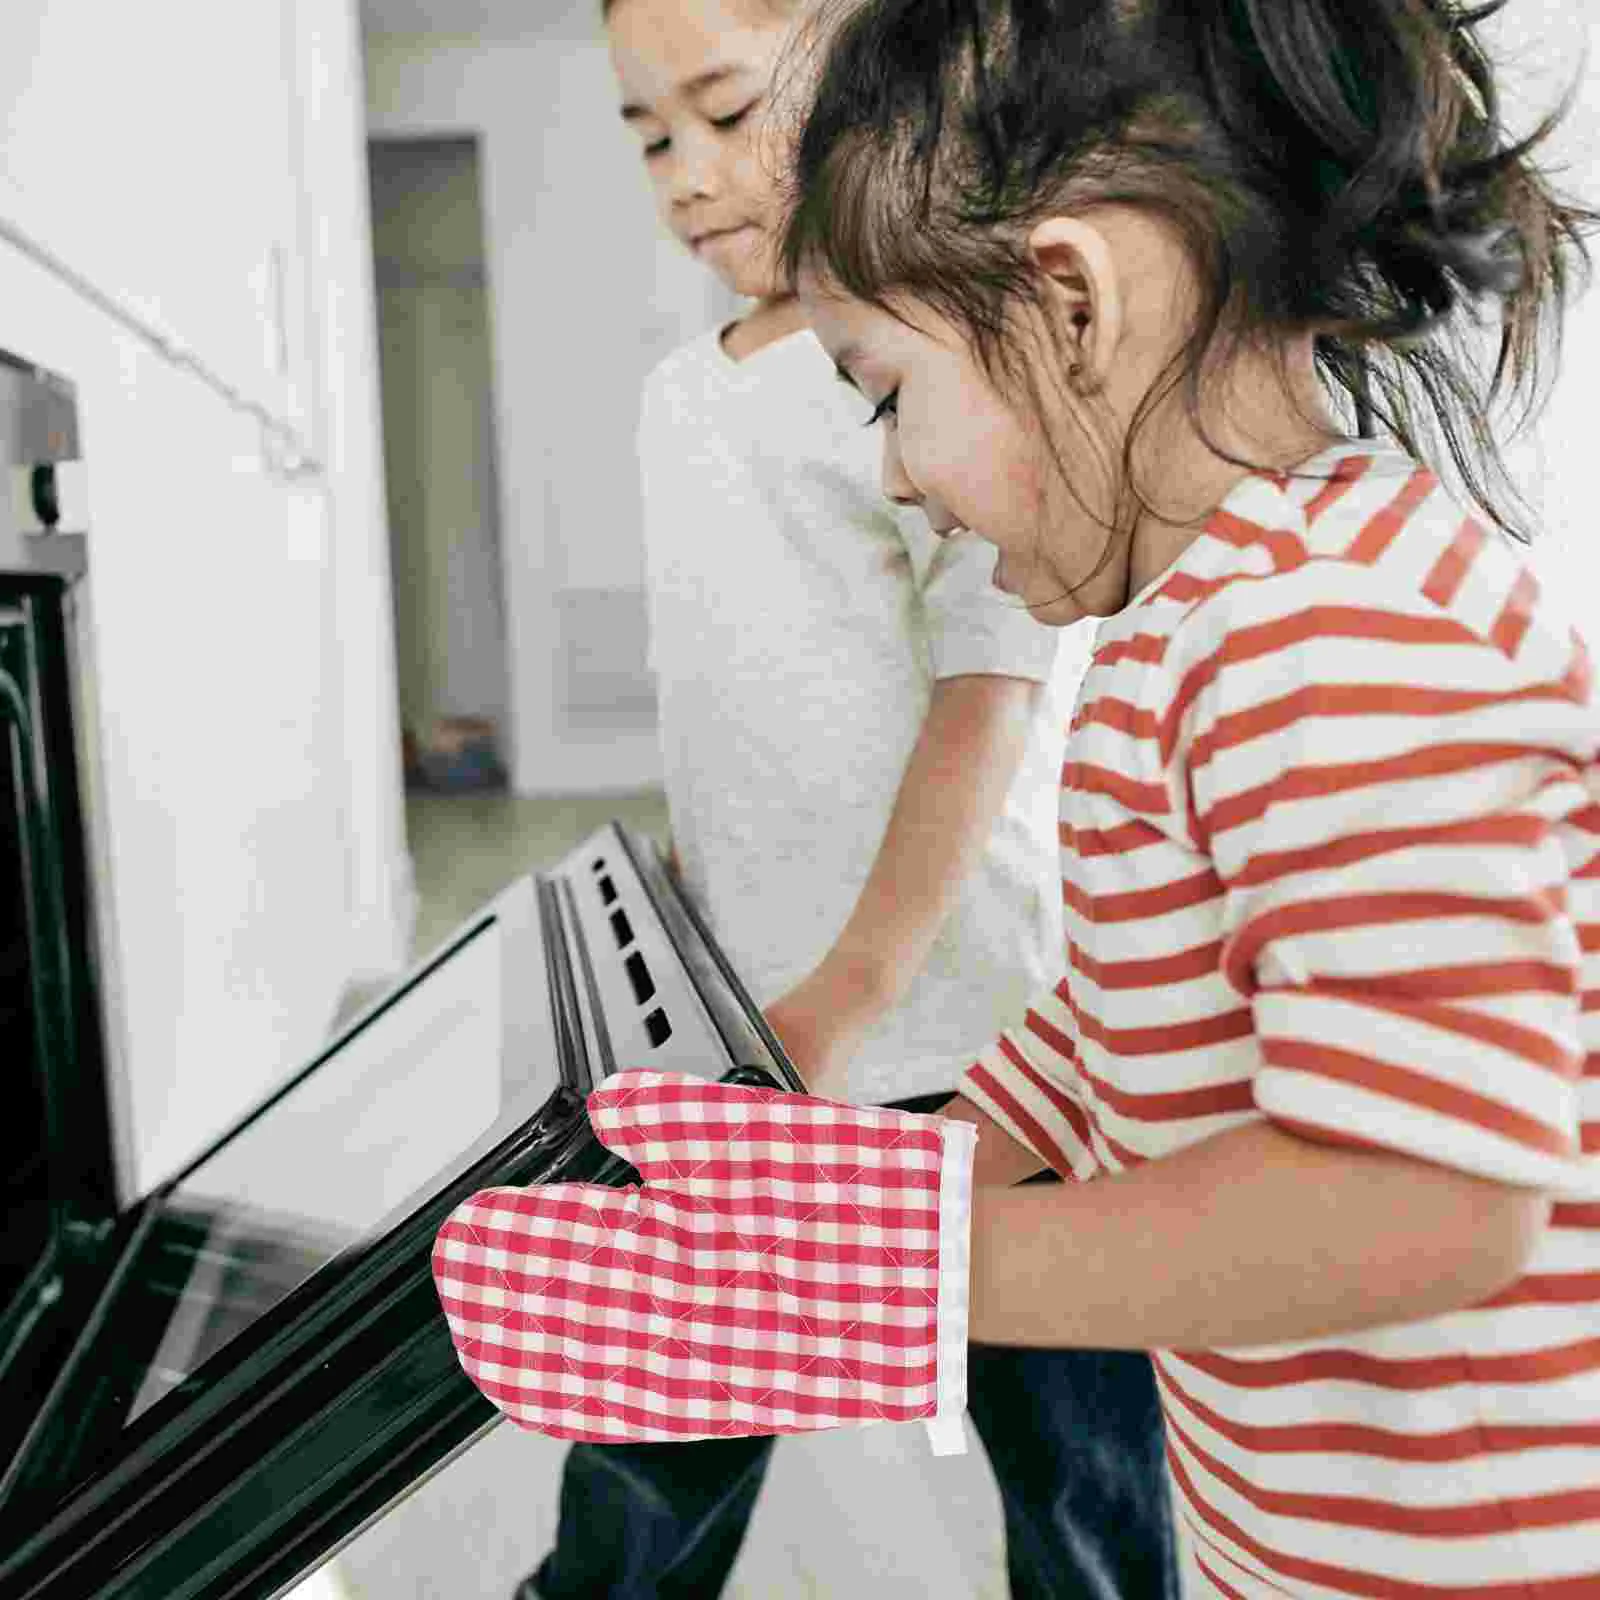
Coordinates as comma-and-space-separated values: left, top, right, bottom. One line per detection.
1025, 215, 1121, 393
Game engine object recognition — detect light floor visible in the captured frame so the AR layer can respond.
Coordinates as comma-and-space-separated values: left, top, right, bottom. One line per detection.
402, 787, 676, 962
332, 788, 1013, 1600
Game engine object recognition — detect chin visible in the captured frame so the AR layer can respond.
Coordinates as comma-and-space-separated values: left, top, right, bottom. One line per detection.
722, 246, 784, 301
731, 270, 785, 301
731, 274, 780, 300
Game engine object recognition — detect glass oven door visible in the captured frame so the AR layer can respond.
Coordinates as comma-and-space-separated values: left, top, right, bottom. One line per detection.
0, 824, 800, 1600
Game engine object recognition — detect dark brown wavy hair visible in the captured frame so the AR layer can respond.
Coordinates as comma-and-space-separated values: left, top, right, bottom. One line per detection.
780, 0, 1595, 550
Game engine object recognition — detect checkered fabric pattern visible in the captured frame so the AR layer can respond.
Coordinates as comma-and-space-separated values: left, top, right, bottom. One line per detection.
432, 1070, 978, 1455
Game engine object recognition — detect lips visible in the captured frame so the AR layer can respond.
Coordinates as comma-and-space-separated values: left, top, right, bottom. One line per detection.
691, 225, 750, 250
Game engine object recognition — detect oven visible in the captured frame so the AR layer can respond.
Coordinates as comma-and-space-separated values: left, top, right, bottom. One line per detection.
0, 348, 804, 1600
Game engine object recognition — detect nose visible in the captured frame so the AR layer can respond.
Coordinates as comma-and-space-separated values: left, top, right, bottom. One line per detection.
668, 127, 720, 207
880, 428, 919, 511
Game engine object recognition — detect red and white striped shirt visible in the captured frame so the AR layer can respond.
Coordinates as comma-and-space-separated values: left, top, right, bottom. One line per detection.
960, 441, 1600, 1596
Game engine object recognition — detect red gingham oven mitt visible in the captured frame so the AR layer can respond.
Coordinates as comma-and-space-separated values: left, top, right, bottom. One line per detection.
431, 1069, 978, 1456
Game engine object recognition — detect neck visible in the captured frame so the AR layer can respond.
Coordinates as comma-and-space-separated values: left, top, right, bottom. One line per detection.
1125, 339, 1344, 597
720, 294, 809, 362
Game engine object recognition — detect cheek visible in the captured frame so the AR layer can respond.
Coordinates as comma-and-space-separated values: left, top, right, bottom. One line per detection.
721, 230, 782, 296
731, 147, 781, 223
927, 405, 1037, 522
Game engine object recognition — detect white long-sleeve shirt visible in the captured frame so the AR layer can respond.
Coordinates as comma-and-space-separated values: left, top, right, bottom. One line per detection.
637, 324, 1092, 1104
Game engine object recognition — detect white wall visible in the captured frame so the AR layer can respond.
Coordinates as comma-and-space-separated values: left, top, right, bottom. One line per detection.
1483, 10, 1600, 647
365, 0, 737, 796
0, 0, 410, 1193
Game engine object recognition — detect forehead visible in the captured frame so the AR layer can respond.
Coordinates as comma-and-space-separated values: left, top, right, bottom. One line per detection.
799, 277, 914, 362
606, 0, 790, 102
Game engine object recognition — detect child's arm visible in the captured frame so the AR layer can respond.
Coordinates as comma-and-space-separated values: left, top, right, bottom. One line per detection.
964, 1114, 1551, 1349
954, 585, 1598, 1344
764, 672, 1041, 1096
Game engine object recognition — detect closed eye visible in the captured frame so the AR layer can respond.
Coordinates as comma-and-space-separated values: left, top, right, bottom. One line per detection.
864, 389, 899, 428
712, 101, 759, 132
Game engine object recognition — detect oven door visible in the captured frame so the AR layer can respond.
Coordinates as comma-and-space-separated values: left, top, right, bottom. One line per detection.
0, 576, 126, 1486
0, 824, 801, 1600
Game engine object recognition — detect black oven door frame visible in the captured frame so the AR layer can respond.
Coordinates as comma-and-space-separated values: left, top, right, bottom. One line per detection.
0, 571, 121, 1228
0, 567, 128, 1486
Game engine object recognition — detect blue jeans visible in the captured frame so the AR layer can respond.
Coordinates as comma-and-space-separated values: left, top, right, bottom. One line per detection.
523, 1094, 1178, 1600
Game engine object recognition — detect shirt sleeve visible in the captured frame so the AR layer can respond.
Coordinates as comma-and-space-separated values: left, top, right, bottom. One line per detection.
897, 516, 1061, 685
1178, 583, 1600, 1202
957, 984, 1107, 1183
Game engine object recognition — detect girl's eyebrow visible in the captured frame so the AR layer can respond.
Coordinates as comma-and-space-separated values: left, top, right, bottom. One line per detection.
621, 64, 746, 122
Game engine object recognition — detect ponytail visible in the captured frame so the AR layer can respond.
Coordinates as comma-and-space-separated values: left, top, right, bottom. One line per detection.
1187, 0, 1594, 535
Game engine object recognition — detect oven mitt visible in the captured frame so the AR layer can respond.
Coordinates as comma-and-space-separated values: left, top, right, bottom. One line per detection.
431, 1069, 978, 1456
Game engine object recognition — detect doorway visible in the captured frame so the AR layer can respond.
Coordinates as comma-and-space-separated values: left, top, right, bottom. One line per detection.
368, 135, 509, 792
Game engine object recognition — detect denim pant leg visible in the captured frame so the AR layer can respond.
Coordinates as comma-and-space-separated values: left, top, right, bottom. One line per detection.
527, 1434, 778, 1600
966, 1341, 1179, 1600
881, 1093, 1178, 1600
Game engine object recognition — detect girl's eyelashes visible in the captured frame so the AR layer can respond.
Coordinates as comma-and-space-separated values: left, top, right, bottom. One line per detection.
711, 101, 759, 132
641, 99, 760, 160
864, 389, 900, 429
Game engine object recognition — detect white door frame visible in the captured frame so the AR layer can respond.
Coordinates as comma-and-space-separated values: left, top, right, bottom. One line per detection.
285, 0, 416, 983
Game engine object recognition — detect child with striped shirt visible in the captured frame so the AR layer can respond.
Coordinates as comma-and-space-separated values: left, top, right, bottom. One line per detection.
780, 0, 1600, 1592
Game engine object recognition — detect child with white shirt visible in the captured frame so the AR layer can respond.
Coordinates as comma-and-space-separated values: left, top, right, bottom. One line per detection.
510, 0, 1181, 1596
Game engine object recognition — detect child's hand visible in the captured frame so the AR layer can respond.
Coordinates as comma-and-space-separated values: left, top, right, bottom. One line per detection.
764, 989, 859, 1098
763, 964, 885, 1099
